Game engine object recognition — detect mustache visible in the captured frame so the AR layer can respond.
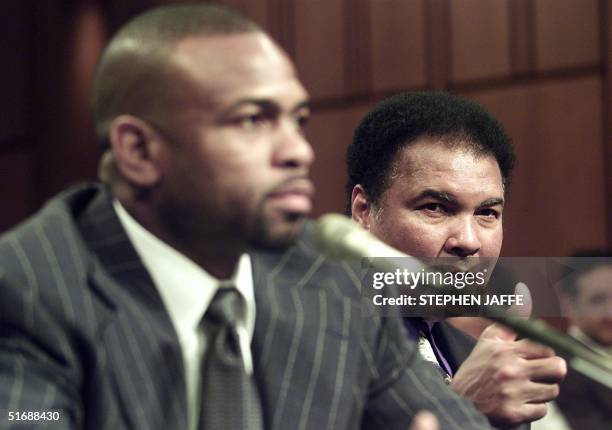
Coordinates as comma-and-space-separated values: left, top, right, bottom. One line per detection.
266, 175, 315, 196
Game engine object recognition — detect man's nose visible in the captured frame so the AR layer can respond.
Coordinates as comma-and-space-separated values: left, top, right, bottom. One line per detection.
444, 217, 481, 257
273, 119, 315, 169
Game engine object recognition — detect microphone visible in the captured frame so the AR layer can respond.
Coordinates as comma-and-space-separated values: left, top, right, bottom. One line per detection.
313, 213, 612, 390
313, 213, 425, 273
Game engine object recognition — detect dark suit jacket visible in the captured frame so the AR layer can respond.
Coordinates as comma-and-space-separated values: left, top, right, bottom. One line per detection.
556, 363, 612, 429
0, 184, 491, 429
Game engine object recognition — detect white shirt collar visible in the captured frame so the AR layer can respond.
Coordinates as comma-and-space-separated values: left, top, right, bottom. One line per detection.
112, 199, 256, 350
569, 325, 612, 357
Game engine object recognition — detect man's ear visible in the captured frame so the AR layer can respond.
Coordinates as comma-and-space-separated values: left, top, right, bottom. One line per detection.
108, 115, 163, 187
351, 185, 373, 231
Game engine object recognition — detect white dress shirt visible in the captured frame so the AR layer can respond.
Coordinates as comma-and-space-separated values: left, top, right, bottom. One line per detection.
113, 200, 256, 430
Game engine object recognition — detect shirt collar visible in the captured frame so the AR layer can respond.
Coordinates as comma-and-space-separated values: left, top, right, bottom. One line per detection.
112, 199, 256, 341
569, 325, 612, 357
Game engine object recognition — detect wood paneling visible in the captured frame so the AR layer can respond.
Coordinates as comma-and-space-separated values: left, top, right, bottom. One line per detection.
604, 0, 612, 245
220, 0, 268, 29
293, 0, 345, 100
1, 0, 609, 254
509, 0, 535, 75
534, 0, 600, 71
0, 153, 34, 232
34, 0, 105, 198
425, 0, 451, 89
306, 104, 373, 216
344, 0, 370, 95
368, 0, 426, 92
449, 0, 511, 82
0, 2, 34, 145
468, 77, 607, 256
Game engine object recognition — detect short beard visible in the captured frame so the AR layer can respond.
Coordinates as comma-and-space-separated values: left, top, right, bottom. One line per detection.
246, 210, 306, 251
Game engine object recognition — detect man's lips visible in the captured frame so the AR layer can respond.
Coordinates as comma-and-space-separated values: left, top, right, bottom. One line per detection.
267, 179, 315, 214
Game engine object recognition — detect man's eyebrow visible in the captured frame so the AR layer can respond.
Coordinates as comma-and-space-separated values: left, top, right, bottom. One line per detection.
412, 190, 504, 208
222, 98, 310, 114
413, 189, 458, 205
478, 197, 504, 208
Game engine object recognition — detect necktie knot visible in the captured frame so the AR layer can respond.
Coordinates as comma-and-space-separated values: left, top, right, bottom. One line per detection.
205, 287, 242, 327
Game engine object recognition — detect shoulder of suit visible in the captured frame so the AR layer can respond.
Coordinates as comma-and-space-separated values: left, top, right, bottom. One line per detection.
0, 182, 108, 293
0, 183, 105, 247
0, 183, 114, 340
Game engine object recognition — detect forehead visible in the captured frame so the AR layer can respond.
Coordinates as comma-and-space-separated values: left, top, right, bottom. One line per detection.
388, 138, 504, 200
171, 32, 306, 106
576, 265, 612, 293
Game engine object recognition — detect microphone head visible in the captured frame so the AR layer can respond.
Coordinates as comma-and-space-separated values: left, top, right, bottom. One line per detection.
313, 214, 361, 260
314, 213, 407, 261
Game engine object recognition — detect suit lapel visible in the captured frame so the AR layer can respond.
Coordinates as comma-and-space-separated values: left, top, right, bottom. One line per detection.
77, 188, 188, 429
251, 234, 358, 429
432, 321, 476, 373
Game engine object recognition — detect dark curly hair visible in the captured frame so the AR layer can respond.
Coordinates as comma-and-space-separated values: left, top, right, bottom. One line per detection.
346, 91, 516, 211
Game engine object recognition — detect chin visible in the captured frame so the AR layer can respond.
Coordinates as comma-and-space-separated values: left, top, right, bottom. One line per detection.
248, 216, 305, 251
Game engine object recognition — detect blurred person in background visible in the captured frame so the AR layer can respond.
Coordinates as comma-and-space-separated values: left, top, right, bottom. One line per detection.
554, 250, 612, 429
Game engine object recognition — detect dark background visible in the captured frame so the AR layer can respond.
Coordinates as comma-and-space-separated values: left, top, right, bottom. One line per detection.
1, 0, 610, 258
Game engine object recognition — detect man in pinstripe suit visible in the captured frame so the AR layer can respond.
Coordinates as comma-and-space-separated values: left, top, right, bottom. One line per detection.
0, 4, 491, 429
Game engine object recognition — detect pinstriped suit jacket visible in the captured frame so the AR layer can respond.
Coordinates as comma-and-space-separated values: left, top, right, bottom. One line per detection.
0, 184, 491, 429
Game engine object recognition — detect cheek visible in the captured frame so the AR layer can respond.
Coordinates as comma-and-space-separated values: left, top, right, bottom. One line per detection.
583, 318, 612, 342
480, 226, 503, 257
372, 217, 446, 257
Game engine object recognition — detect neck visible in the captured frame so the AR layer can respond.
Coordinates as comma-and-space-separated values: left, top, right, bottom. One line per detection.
114, 185, 242, 279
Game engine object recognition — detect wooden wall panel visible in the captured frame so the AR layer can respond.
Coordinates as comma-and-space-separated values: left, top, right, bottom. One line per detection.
0, 154, 34, 232
64, 0, 107, 180
293, 0, 345, 100
449, 0, 511, 82
1, 0, 608, 251
534, 0, 600, 71
0, 2, 34, 145
220, 0, 268, 29
34, 0, 105, 198
425, 0, 451, 89
605, 0, 612, 245
306, 104, 373, 216
368, 0, 426, 92
509, 0, 535, 75
468, 77, 607, 257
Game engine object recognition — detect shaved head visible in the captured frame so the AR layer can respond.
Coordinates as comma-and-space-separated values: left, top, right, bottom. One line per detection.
92, 3, 261, 146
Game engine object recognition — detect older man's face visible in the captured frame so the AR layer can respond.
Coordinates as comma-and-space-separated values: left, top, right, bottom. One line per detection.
353, 138, 504, 260
153, 32, 314, 251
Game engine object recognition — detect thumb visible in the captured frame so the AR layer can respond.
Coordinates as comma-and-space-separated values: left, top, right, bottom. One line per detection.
479, 321, 517, 342
409, 411, 439, 430
507, 281, 532, 318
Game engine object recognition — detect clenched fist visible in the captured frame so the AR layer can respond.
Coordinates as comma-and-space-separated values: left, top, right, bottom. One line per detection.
450, 323, 566, 428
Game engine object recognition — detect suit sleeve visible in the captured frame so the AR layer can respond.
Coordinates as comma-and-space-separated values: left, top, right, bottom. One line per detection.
0, 270, 82, 429
361, 314, 492, 430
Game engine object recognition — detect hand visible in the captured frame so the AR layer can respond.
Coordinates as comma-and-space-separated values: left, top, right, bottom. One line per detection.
450, 322, 567, 428
408, 411, 439, 430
